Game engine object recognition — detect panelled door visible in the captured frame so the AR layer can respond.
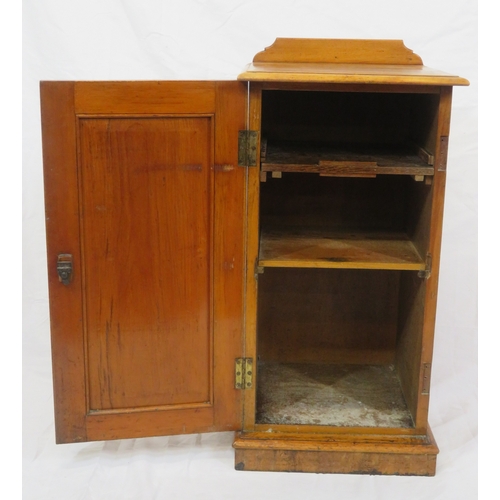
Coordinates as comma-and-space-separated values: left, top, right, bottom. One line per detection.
41, 81, 246, 443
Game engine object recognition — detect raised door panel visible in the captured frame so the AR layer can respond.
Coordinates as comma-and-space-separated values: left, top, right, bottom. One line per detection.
41, 81, 246, 443
80, 116, 213, 412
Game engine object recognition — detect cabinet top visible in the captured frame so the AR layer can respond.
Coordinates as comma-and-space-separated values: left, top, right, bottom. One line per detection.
238, 38, 469, 86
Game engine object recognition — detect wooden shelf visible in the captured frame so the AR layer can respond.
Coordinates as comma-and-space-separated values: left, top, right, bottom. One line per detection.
261, 141, 434, 177
259, 228, 425, 270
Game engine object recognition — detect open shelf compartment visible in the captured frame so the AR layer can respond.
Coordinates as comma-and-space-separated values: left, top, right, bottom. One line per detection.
255, 267, 426, 430
253, 86, 435, 433
260, 89, 440, 179
259, 173, 432, 271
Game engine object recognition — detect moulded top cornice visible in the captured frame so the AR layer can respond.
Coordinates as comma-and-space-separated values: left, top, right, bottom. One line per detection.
238, 38, 469, 86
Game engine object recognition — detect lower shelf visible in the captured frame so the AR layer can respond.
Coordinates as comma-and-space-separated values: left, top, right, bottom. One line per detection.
233, 429, 439, 475
259, 229, 425, 270
256, 362, 413, 428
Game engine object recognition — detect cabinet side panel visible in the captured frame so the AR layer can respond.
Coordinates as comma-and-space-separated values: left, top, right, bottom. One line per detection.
40, 82, 87, 443
415, 87, 453, 428
213, 81, 247, 429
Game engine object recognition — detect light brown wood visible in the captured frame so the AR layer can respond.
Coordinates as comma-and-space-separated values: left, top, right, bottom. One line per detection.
80, 116, 213, 412
40, 81, 87, 444
41, 81, 246, 443
418, 147, 435, 165
252, 423, 419, 436
252, 38, 424, 65
262, 156, 434, 177
414, 86, 453, 429
242, 83, 262, 431
236, 429, 432, 442
239, 62, 469, 86
236, 40, 466, 475
213, 81, 247, 428
41, 39, 466, 477
256, 268, 400, 364
260, 81, 443, 94
240, 39, 469, 85
233, 429, 438, 475
396, 271, 426, 424
75, 81, 216, 114
86, 407, 215, 441
234, 430, 438, 453
259, 229, 425, 270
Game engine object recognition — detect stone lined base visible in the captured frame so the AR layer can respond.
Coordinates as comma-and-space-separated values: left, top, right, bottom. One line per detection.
233, 429, 438, 476
256, 362, 413, 428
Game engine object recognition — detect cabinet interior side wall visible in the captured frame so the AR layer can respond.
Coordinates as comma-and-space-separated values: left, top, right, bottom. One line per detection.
395, 271, 426, 424
394, 166, 434, 424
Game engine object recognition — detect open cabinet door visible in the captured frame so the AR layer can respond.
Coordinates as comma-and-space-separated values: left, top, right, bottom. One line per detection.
41, 81, 246, 443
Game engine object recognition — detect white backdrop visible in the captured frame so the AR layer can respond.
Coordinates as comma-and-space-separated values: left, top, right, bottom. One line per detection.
22, 1, 478, 499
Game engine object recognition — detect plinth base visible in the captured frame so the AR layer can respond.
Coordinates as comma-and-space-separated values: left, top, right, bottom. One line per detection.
233, 429, 438, 476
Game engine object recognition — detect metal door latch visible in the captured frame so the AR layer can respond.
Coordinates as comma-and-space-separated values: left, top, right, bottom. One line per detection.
57, 254, 73, 285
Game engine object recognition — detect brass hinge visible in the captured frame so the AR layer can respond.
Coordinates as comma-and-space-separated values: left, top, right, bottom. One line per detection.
417, 253, 432, 279
235, 358, 253, 390
238, 130, 259, 167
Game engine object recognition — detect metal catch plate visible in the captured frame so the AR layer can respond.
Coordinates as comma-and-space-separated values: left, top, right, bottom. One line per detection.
421, 363, 432, 395
438, 136, 449, 172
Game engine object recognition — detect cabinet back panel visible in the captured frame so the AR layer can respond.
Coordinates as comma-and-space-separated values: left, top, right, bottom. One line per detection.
257, 268, 400, 364
79, 117, 213, 411
261, 91, 439, 150
260, 174, 410, 232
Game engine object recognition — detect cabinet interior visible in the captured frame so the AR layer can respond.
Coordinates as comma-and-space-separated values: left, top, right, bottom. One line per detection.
255, 89, 436, 429
261, 90, 440, 175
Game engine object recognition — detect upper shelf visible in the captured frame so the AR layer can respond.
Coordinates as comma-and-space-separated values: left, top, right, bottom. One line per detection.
261, 141, 435, 178
238, 38, 470, 86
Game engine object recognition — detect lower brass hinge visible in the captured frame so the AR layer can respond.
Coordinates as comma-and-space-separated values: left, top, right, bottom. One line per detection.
238, 131, 258, 167
235, 358, 253, 390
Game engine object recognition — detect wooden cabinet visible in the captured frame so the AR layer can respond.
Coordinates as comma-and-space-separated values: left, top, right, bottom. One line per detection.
40, 39, 468, 475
